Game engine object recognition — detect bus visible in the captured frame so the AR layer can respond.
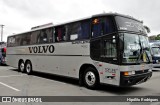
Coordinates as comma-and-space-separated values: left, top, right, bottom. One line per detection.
6, 13, 152, 89
150, 43, 160, 70
0, 42, 6, 65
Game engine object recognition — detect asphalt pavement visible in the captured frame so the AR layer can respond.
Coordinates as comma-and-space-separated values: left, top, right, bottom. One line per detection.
0, 66, 160, 105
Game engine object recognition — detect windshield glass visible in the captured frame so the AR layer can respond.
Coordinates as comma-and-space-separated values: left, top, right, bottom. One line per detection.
115, 16, 146, 34
120, 33, 152, 64
152, 47, 160, 55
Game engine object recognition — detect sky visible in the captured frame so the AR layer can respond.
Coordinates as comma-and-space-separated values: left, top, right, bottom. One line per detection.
0, 0, 160, 41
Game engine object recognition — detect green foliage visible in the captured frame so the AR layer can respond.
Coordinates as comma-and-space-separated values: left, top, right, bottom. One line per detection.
149, 34, 160, 41
157, 34, 160, 37
155, 36, 160, 40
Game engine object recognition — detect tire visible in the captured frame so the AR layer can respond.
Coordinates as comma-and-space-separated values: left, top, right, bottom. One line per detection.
25, 61, 32, 75
83, 67, 99, 89
18, 61, 25, 73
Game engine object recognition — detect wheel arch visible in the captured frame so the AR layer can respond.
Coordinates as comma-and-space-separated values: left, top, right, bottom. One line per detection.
79, 64, 100, 85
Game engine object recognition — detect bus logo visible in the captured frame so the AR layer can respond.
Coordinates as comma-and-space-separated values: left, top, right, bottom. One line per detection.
28, 45, 55, 53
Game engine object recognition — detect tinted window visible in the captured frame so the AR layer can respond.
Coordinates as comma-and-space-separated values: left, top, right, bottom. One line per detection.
36, 28, 53, 44
30, 27, 53, 44
19, 33, 31, 46
92, 17, 115, 38
67, 22, 80, 41
90, 39, 101, 60
31, 30, 40, 44
79, 20, 90, 39
7, 36, 16, 47
103, 39, 117, 57
67, 20, 90, 41
54, 26, 66, 42
115, 16, 146, 34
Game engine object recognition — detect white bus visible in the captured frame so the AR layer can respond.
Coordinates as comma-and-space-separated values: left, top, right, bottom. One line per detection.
6, 13, 152, 89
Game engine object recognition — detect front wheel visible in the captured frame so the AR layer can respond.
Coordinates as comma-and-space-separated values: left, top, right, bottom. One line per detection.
25, 61, 32, 75
83, 67, 99, 89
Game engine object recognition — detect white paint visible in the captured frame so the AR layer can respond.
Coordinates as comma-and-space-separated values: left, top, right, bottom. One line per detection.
0, 82, 20, 91
0, 74, 26, 78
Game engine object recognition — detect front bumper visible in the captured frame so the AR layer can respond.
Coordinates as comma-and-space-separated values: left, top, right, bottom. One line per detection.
120, 71, 152, 86
152, 64, 160, 70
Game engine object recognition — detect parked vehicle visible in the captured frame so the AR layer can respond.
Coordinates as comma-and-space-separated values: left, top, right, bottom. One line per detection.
0, 42, 6, 65
7, 13, 152, 89
150, 43, 160, 70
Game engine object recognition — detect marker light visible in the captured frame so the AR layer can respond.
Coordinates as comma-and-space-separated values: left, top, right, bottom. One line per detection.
93, 19, 99, 24
124, 72, 129, 76
123, 71, 135, 76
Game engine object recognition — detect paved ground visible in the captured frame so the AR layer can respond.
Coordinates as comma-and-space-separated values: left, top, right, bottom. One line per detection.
0, 66, 160, 105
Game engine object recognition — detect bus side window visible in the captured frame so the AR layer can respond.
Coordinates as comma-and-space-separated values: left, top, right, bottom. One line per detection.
92, 17, 115, 38
55, 26, 66, 42
37, 29, 48, 44
47, 28, 53, 43
7, 36, 15, 47
31, 30, 40, 45
67, 22, 80, 41
92, 18, 102, 38
20, 33, 31, 45
103, 17, 115, 35
78, 20, 90, 40
15, 35, 21, 46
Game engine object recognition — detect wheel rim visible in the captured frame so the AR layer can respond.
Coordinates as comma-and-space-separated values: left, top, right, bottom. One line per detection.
26, 63, 31, 73
85, 71, 96, 86
20, 62, 24, 72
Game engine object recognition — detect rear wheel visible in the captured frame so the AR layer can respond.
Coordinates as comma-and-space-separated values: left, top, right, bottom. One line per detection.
83, 67, 99, 89
25, 61, 32, 75
19, 61, 25, 73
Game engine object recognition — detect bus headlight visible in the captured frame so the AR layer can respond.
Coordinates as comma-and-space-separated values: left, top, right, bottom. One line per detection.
123, 71, 135, 76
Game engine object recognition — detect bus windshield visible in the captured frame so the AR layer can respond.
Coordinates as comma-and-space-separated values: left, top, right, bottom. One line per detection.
120, 33, 152, 64
152, 47, 160, 56
115, 16, 146, 34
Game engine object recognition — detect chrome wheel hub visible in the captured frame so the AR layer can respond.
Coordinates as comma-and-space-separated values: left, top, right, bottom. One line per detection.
26, 64, 31, 73
85, 71, 96, 86
20, 63, 24, 72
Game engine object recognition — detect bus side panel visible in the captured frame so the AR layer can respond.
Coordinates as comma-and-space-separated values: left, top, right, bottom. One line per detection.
6, 42, 94, 79
6, 55, 19, 68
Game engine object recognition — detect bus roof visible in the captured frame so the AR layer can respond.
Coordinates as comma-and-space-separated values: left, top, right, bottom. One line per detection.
92, 13, 142, 23
8, 13, 142, 37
